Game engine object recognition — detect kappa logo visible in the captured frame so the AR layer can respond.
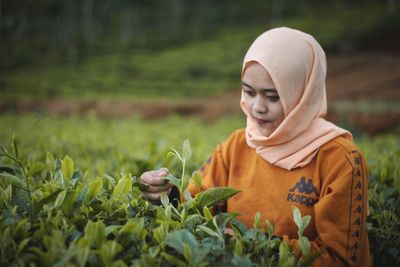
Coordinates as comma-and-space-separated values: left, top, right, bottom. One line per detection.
287, 176, 319, 207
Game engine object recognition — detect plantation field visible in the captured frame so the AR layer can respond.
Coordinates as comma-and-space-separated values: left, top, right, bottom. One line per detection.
0, 114, 399, 266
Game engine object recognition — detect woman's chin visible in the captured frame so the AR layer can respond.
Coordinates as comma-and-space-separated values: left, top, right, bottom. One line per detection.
256, 125, 274, 137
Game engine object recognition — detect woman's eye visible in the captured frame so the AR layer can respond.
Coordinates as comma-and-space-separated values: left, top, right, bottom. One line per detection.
244, 90, 256, 97
267, 96, 280, 102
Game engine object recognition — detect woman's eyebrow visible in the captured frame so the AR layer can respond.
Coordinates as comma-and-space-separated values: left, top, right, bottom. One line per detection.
241, 81, 276, 93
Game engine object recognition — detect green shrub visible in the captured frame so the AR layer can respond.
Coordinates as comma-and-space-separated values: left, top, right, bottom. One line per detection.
0, 138, 320, 266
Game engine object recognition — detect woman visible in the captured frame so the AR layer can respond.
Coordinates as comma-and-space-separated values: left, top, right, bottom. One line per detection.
140, 27, 370, 267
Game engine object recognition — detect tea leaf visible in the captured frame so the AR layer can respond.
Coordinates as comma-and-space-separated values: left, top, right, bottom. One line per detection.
266, 219, 275, 237
113, 174, 132, 199
298, 236, 311, 257
152, 225, 166, 245
292, 206, 310, 237
298, 248, 325, 267
162, 173, 181, 189
12, 133, 19, 159
166, 229, 198, 254
183, 189, 192, 201
253, 211, 261, 229
99, 241, 123, 266
232, 254, 252, 267
61, 155, 74, 181
196, 187, 240, 208
197, 225, 221, 240
292, 206, 301, 230
86, 177, 103, 202
203, 206, 213, 221
0, 172, 25, 188
54, 189, 67, 209
182, 139, 192, 161
84, 220, 106, 249
160, 192, 170, 208
192, 171, 202, 191
0, 184, 12, 208
234, 239, 243, 256
300, 216, 311, 236
278, 241, 295, 267
162, 252, 187, 267
28, 162, 45, 177
183, 243, 192, 263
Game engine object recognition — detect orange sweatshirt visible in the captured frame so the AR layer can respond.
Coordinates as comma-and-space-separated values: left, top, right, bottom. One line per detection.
189, 129, 370, 267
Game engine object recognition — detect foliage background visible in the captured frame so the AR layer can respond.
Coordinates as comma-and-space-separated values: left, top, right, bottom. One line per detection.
0, 0, 400, 266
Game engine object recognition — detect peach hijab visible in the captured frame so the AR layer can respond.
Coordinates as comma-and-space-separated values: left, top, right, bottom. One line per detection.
240, 27, 352, 170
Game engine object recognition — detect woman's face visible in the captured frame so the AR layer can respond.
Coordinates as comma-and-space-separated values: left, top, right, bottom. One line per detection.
242, 62, 285, 136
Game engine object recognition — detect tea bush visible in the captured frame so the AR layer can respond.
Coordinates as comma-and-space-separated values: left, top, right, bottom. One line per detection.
0, 138, 321, 266
0, 114, 399, 266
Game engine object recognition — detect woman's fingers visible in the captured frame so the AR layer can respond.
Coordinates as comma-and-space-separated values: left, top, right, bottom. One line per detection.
146, 182, 173, 193
142, 188, 172, 201
140, 168, 170, 186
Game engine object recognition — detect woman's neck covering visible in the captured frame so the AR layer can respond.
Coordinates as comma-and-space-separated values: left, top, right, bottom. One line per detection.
240, 27, 352, 170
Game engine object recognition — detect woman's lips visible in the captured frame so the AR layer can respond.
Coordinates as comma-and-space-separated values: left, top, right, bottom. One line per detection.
255, 118, 269, 125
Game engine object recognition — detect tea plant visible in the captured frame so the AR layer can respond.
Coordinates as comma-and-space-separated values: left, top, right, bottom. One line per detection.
0, 136, 320, 266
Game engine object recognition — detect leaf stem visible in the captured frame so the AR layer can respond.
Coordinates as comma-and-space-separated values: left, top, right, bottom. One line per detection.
0, 146, 33, 202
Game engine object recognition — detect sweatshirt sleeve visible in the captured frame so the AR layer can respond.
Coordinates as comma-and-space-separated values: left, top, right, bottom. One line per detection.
285, 149, 370, 267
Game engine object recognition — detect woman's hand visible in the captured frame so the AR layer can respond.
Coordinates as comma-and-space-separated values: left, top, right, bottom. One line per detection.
140, 167, 173, 201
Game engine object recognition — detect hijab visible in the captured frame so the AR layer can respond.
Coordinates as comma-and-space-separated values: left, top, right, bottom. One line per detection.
240, 27, 352, 170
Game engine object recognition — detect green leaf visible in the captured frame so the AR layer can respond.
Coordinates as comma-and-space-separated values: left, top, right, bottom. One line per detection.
0, 184, 12, 207
298, 236, 311, 257
54, 189, 67, 209
292, 206, 301, 230
196, 187, 240, 208
203, 206, 213, 221
292, 206, 311, 237
160, 192, 170, 208
99, 241, 123, 266
168, 148, 183, 162
120, 218, 147, 241
197, 225, 221, 240
278, 241, 295, 267
234, 239, 243, 256
166, 229, 198, 254
75, 238, 90, 266
192, 171, 202, 191
84, 220, 106, 249
253, 211, 261, 229
113, 174, 132, 199
266, 219, 275, 237
183, 189, 192, 201
298, 248, 325, 267
162, 252, 187, 267
162, 173, 181, 189
182, 139, 192, 161
0, 172, 26, 188
300, 216, 311, 236
183, 243, 192, 263
12, 133, 19, 159
232, 254, 252, 267
61, 155, 74, 181
86, 177, 103, 202
16, 238, 30, 257
152, 225, 166, 245
28, 162, 45, 177
0, 165, 18, 175
33, 189, 62, 214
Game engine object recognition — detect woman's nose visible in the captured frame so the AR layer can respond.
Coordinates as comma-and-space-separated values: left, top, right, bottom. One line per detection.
253, 96, 268, 114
